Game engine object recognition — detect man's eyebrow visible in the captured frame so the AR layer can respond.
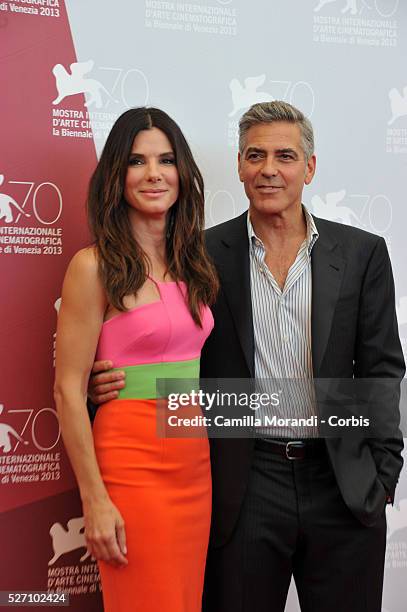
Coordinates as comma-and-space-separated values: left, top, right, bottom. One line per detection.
245, 147, 265, 155
244, 146, 300, 157
276, 148, 299, 157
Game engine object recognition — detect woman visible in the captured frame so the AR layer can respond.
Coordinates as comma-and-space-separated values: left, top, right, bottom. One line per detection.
54, 107, 218, 611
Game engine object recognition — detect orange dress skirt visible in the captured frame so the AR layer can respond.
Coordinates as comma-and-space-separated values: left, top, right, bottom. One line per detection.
93, 400, 211, 612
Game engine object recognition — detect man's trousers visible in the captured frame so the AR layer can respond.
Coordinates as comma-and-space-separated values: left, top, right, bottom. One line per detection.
203, 439, 387, 612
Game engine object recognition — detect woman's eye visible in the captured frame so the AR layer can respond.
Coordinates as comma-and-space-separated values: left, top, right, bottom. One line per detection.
161, 157, 176, 165
128, 158, 143, 166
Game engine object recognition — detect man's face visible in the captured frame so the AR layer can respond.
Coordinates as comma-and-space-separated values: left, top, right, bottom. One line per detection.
238, 121, 316, 216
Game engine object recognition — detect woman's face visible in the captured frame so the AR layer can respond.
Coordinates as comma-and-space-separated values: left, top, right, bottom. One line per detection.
123, 127, 179, 219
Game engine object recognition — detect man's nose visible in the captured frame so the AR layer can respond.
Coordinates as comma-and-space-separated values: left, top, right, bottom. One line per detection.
261, 156, 278, 177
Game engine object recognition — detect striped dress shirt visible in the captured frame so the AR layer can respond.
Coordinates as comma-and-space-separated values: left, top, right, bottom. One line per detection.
248, 206, 319, 438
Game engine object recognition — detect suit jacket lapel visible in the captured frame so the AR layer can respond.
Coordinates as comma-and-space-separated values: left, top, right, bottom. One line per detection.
213, 213, 344, 378
311, 217, 345, 375
216, 212, 255, 377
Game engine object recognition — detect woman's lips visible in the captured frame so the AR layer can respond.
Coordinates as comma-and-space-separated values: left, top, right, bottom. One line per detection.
140, 189, 168, 197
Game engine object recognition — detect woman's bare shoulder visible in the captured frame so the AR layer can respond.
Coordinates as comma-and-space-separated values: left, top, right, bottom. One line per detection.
64, 247, 104, 295
67, 246, 99, 277
69, 246, 98, 272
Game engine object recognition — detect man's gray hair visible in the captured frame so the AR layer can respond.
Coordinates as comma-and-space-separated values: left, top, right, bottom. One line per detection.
238, 101, 314, 162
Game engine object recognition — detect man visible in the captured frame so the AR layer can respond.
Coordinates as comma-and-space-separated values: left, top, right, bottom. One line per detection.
90, 101, 404, 611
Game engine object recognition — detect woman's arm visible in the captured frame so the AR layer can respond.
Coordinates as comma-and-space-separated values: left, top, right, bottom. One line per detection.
54, 248, 127, 567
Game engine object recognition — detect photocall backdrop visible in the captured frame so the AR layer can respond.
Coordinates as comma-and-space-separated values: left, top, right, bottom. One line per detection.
0, 1, 406, 610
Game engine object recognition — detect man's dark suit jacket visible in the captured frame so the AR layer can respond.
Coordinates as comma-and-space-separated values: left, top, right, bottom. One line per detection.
201, 211, 405, 548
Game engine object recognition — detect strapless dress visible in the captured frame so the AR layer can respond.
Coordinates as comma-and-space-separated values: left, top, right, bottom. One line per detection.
93, 280, 214, 611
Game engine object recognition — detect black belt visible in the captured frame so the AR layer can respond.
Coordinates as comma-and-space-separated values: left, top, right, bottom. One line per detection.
255, 438, 326, 460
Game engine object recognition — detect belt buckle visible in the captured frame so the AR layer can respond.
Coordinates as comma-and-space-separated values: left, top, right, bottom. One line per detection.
285, 441, 305, 460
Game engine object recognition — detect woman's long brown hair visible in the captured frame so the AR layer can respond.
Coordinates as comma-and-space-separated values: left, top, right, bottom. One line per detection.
87, 107, 218, 326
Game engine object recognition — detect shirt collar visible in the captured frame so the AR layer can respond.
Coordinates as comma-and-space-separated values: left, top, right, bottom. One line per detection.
247, 205, 319, 256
